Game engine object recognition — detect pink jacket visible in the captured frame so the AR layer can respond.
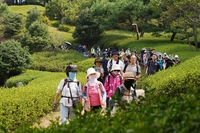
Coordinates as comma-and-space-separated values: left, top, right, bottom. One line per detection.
104, 74, 123, 98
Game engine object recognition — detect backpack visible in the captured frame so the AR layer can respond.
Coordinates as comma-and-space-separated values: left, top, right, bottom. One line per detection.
107, 73, 123, 89
61, 78, 80, 93
123, 63, 139, 76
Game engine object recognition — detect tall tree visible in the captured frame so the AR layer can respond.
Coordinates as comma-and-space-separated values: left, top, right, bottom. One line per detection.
0, 40, 31, 86
26, 7, 42, 28
45, 0, 68, 20
2, 12, 24, 37
73, 7, 103, 48
150, 0, 200, 50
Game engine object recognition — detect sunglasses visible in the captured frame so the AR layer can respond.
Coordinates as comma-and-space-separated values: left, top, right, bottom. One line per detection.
113, 70, 120, 72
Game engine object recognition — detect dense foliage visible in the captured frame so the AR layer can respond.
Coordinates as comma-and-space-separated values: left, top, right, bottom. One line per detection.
30, 50, 87, 72
0, 40, 31, 86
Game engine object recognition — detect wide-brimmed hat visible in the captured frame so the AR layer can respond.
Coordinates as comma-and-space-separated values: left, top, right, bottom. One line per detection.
111, 64, 121, 71
94, 57, 102, 64
123, 72, 135, 80
86, 68, 100, 78
174, 55, 179, 58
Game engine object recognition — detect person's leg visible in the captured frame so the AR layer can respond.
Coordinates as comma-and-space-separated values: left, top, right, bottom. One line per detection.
106, 97, 110, 108
91, 105, 101, 113
69, 107, 76, 120
60, 103, 69, 124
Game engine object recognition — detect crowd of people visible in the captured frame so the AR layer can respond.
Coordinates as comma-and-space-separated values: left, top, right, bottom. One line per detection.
53, 47, 181, 124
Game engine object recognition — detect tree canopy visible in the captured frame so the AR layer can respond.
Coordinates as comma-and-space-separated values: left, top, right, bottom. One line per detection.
0, 40, 31, 86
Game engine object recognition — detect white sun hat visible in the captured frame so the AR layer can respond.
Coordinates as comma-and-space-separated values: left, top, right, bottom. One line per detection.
86, 68, 100, 78
174, 55, 179, 58
111, 64, 121, 71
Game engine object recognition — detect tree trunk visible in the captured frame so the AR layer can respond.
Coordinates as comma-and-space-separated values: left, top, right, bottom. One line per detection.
140, 31, 144, 37
185, 28, 192, 51
132, 23, 140, 40
192, 22, 198, 51
170, 32, 177, 41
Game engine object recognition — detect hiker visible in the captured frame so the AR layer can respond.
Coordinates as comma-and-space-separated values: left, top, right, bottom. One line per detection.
93, 57, 104, 84
165, 53, 174, 69
173, 55, 180, 65
107, 50, 124, 75
123, 55, 141, 91
91, 47, 96, 57
111, 72, 137, 115
102, 52, 109, 82
146, 54, 160, 75
53, 64, 82, 124
104, 64, 123, 108
157, 55, 164, 70
82, 68, 106, 112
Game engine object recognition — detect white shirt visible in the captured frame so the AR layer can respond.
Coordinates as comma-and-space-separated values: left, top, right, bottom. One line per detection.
107, 59, 124, 71
56, 79, 81, 106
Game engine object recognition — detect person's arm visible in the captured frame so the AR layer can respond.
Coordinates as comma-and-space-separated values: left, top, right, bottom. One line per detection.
53, 93, 60, 105
82, 85, 87, 100
146, 66, 148, 75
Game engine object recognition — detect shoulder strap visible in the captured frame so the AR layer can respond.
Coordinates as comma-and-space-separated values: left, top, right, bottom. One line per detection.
108, 75, 110, 89
123, 63, 129, 73
136, 64, 139, 76
68, 81, 80, 99
109, 59, 113, 71
61, 78, 68, 92
116, 59, 119, 64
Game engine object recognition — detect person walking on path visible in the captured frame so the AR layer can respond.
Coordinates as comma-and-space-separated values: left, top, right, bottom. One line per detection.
107, 50, 124, 75
93, 57, 104, 84
102, 53, 109, 82
111, 72, 137, 115
123, 55, 141, 94
53, 64, 82, 124
82, 68, 106, 112
146, 54, 160, 75
104, 64, 123, 108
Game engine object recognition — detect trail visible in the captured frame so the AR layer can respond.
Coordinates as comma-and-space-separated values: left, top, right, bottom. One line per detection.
33, 110, 60, 128
34, 89, 145, 128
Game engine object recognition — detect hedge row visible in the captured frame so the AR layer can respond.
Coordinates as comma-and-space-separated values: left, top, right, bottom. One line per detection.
144, 54, 200, 101
30, 50, 87, 72
0, 69, 89, 131
0, 71, 64, 131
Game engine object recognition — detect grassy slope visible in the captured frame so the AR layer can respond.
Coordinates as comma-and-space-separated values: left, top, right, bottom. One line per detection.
8, 5, 45, 17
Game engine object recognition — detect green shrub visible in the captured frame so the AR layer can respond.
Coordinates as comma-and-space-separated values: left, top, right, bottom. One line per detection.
144, 54, 200, 101
58, 24, 70, 32
5, 70, 49, 88
50, 20, 60, 27
30, 50, 87, 72
42, 16, 51, 26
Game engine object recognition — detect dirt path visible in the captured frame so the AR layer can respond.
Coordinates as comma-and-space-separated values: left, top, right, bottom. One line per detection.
33, 110, 60, 128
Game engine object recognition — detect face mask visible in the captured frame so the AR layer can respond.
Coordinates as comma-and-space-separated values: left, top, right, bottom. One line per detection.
88, 75, 97, 86
112, 71, 119, 76
124, 80, 134, 90
68, 72, 76, 80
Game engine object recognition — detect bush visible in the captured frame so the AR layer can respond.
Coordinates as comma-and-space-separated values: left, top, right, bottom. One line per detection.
58, 24, 70, 32
42, 16, 51, 26
144, 54, 200, 101
30, 50, 87, 72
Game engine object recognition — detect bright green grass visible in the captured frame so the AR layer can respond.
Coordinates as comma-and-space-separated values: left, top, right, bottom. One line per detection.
8, 5, 45, 17
49, 26, 74, 42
